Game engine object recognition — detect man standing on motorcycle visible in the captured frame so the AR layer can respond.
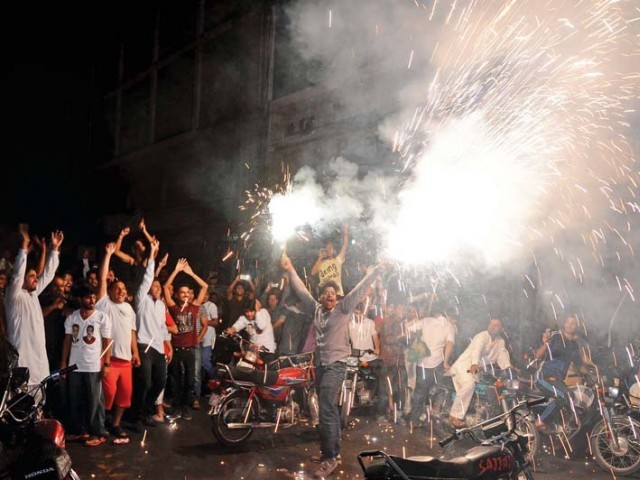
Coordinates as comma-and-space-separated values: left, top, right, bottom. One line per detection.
449, 318, 512, 429
281, 252, 384, 479
534, 312, 591, 433
406, 303, 456, 428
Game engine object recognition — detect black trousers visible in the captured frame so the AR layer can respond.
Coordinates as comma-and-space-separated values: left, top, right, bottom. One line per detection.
169, 347, 196, 409
132, 344, 167, 420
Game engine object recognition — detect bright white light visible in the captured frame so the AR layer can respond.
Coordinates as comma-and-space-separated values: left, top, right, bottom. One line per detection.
388, 113, 547, 266
269, 188, 322, 241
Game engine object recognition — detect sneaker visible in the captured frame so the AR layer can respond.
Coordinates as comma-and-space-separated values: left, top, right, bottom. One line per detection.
535, 420, 559, 435
449, 415, 467, 429
313, 457, 339, 479
166, 411, 182, 422
181, 408, 192, 421
376, 415, 391, 425
192, 399, 201, 410
311, 454, 342, 464
142, 415, 159, 427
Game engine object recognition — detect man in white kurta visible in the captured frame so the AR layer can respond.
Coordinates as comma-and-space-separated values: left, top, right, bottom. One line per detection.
449, 318, 511, 427
5, 226, 63, 387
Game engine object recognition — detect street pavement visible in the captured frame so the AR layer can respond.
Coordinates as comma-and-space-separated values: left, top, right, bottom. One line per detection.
67, 406, 629, 479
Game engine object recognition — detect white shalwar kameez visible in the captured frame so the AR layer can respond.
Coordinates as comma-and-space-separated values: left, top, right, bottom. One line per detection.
449, 330, 511, 421
5, 248, 60, 386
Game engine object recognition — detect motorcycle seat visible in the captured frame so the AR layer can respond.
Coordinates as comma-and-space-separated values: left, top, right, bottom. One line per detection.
364, 445, 504, 479
227, 366, 279, 386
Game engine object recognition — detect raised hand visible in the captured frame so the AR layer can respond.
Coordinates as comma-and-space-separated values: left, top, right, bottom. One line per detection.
149, 238, 160, 258
33, 235, 45, 250
119, 227, 131, 238
158, 253, 168, 270
174, 258, 188, 272
105, 242, 117, 255
18, 223, 30, 249
280, 253, 293, 271
139, 218, 147, 232
50, 230, 64, 251
182, 261, 195, 276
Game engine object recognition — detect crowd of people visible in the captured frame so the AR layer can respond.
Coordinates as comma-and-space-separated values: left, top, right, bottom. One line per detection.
0, 221, 599, 478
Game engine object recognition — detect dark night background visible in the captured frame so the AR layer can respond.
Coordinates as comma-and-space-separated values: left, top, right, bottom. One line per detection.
2, 2, 128, 242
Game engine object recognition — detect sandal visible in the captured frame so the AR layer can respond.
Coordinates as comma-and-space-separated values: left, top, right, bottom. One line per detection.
66, 433, 90, 442
84, 436, 106, 447
110, 425, 128, 438
113, 437, 131, 445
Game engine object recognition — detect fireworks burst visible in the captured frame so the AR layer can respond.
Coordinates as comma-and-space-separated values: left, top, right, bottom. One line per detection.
391, 0, 640, 269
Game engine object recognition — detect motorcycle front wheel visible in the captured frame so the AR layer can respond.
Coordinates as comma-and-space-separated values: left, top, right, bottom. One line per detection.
340, 377, 355, 429
510, 465, 535, 480
211, 390, 258, 447
515, 414, 540, 462
590, 415, 640, 475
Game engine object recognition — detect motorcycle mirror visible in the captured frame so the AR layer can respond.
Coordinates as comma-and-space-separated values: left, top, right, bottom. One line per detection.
10, 367, 30, 391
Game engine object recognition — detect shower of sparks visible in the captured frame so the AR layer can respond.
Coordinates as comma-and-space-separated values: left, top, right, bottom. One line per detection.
389, 0, 640, 268
234, 0, 640, 329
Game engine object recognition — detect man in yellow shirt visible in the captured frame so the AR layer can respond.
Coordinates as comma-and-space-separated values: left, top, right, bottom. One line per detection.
311, 224, 349, 296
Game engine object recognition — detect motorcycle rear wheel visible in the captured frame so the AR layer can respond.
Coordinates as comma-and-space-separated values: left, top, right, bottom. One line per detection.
590, 415, 640, 475
211, 390, 258, 446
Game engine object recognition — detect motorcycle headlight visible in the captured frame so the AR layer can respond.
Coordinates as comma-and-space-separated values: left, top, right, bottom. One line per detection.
346, 356, 358, 367
608, 386, 619, 398
504, 379, 520, 390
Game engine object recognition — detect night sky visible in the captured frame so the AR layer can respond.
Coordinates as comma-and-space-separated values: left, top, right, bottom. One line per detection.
2, 2, 126, 242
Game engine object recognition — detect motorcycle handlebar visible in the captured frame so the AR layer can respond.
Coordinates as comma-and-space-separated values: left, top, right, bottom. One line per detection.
45, 364, 78, 384
438, 396, 548, 448
439, 431, 461, 448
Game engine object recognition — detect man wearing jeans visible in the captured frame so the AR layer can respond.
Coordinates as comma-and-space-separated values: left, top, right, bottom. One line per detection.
163, 258, 208, 420
282, 253, 383, 479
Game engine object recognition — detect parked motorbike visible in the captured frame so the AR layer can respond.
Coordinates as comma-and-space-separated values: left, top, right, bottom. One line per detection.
209, 333, 319, 447
340, 348, 379, 428
427, 368, 540, 460
589, 354, 640, 474
0, 350, 79, 480
358, 396, 546, 480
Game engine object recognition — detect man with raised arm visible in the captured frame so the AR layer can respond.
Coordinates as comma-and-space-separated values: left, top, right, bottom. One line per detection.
132, 238, 173, 427
95, 242, 140, 439
163, 258, 208, 421
310, 223, 349, 296
281, 252, 384, 479
6, 224, 64, 387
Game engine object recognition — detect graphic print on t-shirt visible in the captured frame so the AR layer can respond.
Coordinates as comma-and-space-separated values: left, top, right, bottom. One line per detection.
83, 325, 96, 344
174, 310, 195, 334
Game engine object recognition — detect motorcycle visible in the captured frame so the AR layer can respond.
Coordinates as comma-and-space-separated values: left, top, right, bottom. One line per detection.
0, 348, 79, 480
358, 396, 547, 480
520, 366, 600, 445
589, 353, 640, 474
427, 368, 540, 460
208, 333, 319, 447
340, 348, 379, 428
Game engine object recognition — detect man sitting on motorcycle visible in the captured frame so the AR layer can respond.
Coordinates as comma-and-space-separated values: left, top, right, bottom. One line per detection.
226, 299, 277, 364
449, 318, 512, 429
534, 312, 591, 433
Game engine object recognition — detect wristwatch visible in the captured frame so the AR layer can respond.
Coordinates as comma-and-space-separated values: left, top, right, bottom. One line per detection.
103, 361, 111, 367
